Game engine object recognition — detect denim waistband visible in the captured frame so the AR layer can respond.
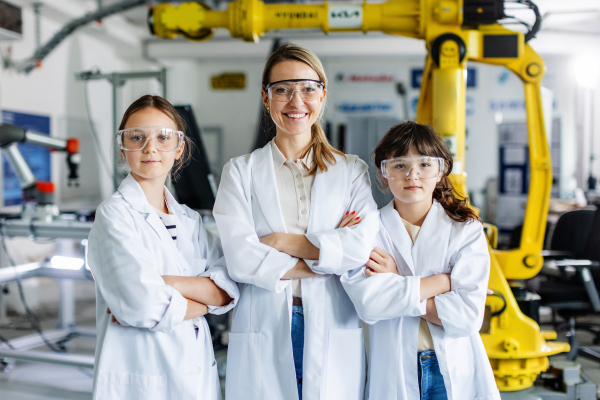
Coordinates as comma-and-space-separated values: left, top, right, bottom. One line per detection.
293, 305, 304, 314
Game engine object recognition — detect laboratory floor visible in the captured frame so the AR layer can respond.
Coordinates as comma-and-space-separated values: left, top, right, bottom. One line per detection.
1, 301, 600, 399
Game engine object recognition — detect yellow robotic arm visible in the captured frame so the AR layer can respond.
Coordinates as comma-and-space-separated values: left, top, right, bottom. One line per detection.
150, 0, 568, 391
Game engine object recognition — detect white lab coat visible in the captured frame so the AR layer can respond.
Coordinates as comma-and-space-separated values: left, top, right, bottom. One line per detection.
213, 143, 380, 400
342, 200, 500, 400
87, 174, 239, 400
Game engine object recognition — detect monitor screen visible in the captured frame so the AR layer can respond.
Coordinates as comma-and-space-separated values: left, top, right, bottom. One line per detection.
173, 105, 216, 211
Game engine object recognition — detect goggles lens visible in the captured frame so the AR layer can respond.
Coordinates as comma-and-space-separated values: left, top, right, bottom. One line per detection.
266, 79, 324, 102
381, 155, 446, 180
117, 126, 184, 152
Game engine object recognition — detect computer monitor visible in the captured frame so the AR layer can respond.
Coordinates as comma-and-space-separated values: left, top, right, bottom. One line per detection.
173, 105, 216, 211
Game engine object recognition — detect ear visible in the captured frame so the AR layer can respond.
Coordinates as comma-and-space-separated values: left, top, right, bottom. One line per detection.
320, 88, 327, 104
383, 177, 388, 185
261, 90, 270, 111
175, 141, 185, 160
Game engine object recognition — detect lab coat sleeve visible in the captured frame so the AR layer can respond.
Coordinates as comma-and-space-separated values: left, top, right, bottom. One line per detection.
87, 202, 188, 333
213, 161, 298, 293
197, 223, 240, 315
434, 222, 490, 338
304, 158, 379, 275
341, 236, 425, 324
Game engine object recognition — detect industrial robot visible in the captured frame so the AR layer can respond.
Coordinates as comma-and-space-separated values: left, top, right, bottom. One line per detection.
147, 0, 596, 398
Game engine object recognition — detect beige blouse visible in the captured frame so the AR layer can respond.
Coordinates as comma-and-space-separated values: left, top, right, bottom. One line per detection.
400, 217, 435, 351
271, 139, 315, 298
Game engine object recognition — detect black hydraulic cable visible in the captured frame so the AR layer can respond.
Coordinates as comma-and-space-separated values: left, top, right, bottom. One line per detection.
17, 0, 148, 74
0, 333, 15, 350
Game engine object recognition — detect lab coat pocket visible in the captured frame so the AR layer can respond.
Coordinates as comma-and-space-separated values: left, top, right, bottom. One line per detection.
325, 328, 366, 400
95, 370, 167, 400
225, 332, 262, 399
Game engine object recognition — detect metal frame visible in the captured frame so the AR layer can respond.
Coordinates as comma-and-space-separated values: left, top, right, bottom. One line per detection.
76, 68, 168, 189
0, 262, 95, 369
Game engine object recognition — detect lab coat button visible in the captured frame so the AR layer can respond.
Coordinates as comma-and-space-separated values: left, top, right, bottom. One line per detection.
296, 173, 301, 178
301, 209, 307, 214
300, 196, 306, 201
298, 184, 304, 189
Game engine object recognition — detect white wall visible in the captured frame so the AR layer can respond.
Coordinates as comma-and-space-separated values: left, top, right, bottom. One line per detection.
0, 5, 157, 209
162, 47, 579, 215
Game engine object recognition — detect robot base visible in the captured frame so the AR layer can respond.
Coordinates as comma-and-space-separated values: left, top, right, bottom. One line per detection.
501, 362, 597, 400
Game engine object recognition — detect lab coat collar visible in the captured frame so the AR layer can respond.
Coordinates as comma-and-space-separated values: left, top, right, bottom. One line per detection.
118, 174, 192, 274
270, 138, 314, 171
252, 144, 287, 233
117, 174, 153, 213
411, 200, 451, 275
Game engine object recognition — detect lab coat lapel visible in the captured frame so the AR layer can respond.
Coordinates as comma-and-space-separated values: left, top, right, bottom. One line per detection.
117, 174, 186, 274
251, 144, 287, 233
380, 200, 416, 275
166, 191, 196, 274
307, 155, 345, 234
412, 201, 451, 276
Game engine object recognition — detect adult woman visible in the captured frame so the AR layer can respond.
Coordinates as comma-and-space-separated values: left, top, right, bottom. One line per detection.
213, 45, 379, 400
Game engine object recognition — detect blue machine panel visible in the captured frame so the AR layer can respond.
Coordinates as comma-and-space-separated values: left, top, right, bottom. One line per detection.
1, 111, 51, 206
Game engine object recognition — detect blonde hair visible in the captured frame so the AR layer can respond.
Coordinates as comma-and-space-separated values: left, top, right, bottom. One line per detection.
262, 44, 345, 176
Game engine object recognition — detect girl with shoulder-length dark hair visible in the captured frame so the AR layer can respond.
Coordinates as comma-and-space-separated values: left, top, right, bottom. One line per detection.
213, 44, 380, 400
342, 121, 499, 400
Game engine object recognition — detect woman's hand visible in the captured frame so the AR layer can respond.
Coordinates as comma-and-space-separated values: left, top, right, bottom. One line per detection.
338, 211, 361, 228
106, 308, 120, 325
365, 247, 398, 276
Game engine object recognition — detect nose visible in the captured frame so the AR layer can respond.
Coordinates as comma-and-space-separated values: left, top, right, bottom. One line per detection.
405, 167, 419, 179
142, 138, 158, 152
289, 90, 304, 106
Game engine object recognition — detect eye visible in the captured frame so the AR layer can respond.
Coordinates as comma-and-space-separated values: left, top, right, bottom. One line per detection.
131, 135, 144, 142
420, 163, 431, 168
157, 135, 170, 142
303, 86, 316, 93
274, 87, 289, 94
394, 163, 406, 169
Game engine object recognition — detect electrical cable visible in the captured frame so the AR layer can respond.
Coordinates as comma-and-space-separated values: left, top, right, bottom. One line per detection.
503, 0, 542, 42
0, 332, 15, 350
83, 79, 114, 181
0, 236, 66, 353
489, 292, 507, 317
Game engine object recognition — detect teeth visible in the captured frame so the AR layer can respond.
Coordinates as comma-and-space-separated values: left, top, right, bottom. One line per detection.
287, 113, 306, 119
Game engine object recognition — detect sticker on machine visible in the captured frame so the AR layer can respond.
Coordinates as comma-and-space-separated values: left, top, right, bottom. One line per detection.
328, 4, 362, 29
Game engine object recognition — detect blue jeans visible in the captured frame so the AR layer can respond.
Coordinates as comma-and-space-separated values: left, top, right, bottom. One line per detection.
418, 350, 448, 400
291, 304, 304, 400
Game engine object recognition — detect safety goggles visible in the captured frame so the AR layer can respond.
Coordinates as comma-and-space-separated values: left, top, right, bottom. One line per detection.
264, 79, 325, 102
381, 155, 446, 180
117, 126, 184, 152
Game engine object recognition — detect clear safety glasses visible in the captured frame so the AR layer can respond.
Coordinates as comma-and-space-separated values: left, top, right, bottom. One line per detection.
117, 126, 184, 152
264, 79, 325, 102
381, 155, 446, 180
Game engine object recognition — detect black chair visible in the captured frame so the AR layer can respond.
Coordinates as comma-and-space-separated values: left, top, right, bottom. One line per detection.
528, 208, 600, 362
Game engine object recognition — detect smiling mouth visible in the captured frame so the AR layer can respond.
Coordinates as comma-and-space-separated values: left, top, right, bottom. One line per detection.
142, 160, 159, 163
284, 112, 308, 119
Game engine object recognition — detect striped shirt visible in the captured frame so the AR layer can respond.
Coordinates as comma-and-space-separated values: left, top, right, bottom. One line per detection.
153, 207, 178, 242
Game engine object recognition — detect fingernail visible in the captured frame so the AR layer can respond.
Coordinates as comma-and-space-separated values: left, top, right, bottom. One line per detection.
356, 217, 360, 220
345, 211, 349, 215
352, 211, 356, 214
